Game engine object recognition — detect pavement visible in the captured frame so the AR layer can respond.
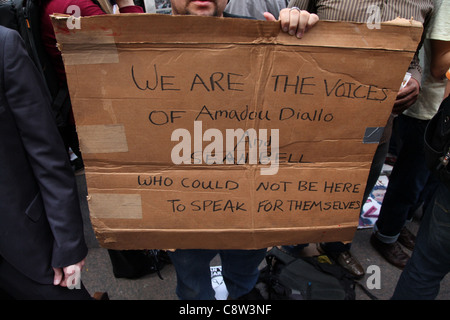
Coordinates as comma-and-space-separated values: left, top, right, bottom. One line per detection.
75, 173, 450, 301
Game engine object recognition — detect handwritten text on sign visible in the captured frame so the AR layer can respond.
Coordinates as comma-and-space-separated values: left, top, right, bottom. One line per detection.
52, 14, 422, 249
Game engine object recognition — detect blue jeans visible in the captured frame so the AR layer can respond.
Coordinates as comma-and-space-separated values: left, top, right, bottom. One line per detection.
168, 249, 267, 300
375, 115, 434, 242
392, 183, 450, 299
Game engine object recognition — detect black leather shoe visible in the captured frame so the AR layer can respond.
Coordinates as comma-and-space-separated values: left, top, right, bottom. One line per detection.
317, 243, 365, 279
370, 234, 409, 269
398, 226, 416, 251
335, 251, 365, 279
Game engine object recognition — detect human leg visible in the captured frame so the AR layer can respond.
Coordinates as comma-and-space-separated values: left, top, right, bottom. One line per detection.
372, 115, 431, 267
392, 184, 450, 299
375, 115, 430, 239
168, 249, 218, 300
219, 249, 267, 299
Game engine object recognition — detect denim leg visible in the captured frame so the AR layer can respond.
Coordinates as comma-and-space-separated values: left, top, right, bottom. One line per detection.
375, 115, 431, 240
416, 174, 440, 216
392, 184, 450, 299
219, 249, 267, 299
168, 249, 218, 300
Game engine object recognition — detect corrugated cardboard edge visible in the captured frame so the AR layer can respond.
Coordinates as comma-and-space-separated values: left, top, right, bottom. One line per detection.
92, 224, 358, 250
50, 15, 423, 57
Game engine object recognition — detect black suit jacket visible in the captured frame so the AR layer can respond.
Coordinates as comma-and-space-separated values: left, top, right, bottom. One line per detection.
0, 26, 87, 284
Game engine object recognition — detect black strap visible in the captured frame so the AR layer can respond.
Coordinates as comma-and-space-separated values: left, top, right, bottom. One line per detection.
355, 281, 379, 300
52, 85, 69, 110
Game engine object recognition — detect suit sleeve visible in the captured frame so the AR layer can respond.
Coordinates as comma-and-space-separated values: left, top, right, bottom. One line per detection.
3, 29, 87, 268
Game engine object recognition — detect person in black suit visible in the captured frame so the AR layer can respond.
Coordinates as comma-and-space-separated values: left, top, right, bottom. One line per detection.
0, 25, 91, 299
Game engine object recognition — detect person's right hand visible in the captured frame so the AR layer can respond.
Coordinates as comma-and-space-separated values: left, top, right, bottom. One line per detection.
392, 77, 420, 114
53, 258, 86, 287
264, 7, 319, 39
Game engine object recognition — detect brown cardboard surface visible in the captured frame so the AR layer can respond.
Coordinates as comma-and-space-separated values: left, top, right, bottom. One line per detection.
51, 14, 422, 249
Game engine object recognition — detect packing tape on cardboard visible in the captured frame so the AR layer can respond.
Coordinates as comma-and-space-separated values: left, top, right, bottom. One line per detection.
88, 193, 143, 219
363, 127, 384, 144
77, 124, 128, 153
58, 28, 119, 65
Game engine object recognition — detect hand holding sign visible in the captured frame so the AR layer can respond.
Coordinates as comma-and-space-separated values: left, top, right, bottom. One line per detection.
264, 7, 319, 39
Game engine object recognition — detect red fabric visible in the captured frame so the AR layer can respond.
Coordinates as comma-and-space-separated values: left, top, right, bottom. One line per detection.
41, 0, 143, 84
40, 0, 143, 124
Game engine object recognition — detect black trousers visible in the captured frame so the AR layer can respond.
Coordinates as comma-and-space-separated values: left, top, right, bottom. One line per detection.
0, 255, 91, 300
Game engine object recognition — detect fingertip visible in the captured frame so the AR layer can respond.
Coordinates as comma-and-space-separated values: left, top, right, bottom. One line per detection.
263, 12, 275, 21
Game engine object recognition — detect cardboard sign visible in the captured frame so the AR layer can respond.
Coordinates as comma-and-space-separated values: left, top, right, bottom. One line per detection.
51, 14, 422, 249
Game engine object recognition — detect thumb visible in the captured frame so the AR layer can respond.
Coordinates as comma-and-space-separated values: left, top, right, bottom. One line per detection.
263, 12, 276, 21
53, 267, 63, 286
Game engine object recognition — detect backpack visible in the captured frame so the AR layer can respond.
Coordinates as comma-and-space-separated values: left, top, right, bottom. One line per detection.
258, 247, 367, 300
0, 0, 73, 127
424, 94, 450, 187
107, 249, 171, 280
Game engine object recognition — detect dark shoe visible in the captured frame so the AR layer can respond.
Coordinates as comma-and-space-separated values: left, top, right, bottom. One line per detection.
92, 292, 109, 300
398, 227, 416, 251
370, 234, 409, 269
317, 243, 365, 279
335, 251, 365, 279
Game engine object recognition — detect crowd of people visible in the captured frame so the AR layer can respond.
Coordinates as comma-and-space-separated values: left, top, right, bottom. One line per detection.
0, 0, 449, 300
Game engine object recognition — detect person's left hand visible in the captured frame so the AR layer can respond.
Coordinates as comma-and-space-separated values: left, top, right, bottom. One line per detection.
264, 7, 319, 38
392, 77, 420, 114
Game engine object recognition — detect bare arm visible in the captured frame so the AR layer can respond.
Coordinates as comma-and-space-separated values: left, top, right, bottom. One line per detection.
430, 39, 450, 80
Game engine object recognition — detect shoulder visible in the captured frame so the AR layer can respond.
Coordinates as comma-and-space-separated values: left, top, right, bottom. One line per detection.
0, 26, 26, 54
0, 26, 21, 59
0, 25, 15, 42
